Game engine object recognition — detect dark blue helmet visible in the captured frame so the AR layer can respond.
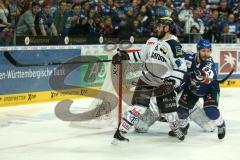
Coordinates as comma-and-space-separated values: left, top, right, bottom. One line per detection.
197, 39, 212, 50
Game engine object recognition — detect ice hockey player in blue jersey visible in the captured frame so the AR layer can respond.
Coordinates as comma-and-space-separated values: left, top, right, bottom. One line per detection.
168, 38, 226, 140
111, 17, 187, 143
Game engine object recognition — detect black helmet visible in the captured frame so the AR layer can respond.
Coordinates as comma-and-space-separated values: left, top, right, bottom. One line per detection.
156, 17, 174, 26
156, 16, 175, 33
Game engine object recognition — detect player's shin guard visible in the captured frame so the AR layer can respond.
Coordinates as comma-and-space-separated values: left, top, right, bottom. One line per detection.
134, 98, 160, 133
190, 102, 216, 132
113, 105, 147, 142
204, 106, 226, 139
165, 112, 185, 141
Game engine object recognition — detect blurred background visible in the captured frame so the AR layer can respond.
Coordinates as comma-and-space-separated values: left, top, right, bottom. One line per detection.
0, 0, 240, 46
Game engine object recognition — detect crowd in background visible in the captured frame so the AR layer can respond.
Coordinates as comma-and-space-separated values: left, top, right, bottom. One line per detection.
0, 0, 240, 45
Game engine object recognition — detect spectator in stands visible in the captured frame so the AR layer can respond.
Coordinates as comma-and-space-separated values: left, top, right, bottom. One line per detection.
0, 0, 11, 28
236, 14, 240, 41
130, 0, 140, 17
172, 0, 183, 7
144, 0, 155, 18
208, 0, 221, 5
66, 0, 73, 11
204, 9, 223, 42
69, 3, 81, 32
228, 0, 238, 9
87, 15, 99, 36
8, 0, 21, 28
198, 0, 211, 23
178, 0, 193, 24
20, 0, 33, 14
101, 15, 117, 35
49, 0, 59, 16
0, 0, 13, 45
81, 0, 91, 17
184, 7, 205, 34
165, 0, 174, 17
111, 0, 127, 29
171, 10, 184, 37
226, 13, 239, 35
65, 0, 74, 35
101, 0, 114, 16
144, 17, 154, 36
35, 2, 58, 36
155, 0, 168, 17
53, 0, 67, 36
232, 0, 240, 18
220, 23, 234, 43
218, 0, 231, 21
16, 2, 41, 36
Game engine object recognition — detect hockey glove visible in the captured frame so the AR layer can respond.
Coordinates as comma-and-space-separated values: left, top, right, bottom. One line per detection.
166, 77, 181, 89
112, 49, 130, 65
192, 67, 214, 84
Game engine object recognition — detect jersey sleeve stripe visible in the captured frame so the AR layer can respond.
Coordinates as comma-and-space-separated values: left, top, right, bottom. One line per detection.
132, 52, 138, 61
173, 69, 186, 74
136, 51, 141, 59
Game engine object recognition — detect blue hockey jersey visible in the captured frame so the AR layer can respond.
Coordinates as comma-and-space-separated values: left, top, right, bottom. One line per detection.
181, 50, 220, 96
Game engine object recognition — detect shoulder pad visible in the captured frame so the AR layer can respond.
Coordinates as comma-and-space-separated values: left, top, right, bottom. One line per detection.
165, 39, 183, 58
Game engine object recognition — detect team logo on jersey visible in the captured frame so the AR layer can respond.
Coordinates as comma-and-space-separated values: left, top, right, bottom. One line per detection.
160, 45, 168, 54
220, 51, 236, 73
175, 59, 182, 67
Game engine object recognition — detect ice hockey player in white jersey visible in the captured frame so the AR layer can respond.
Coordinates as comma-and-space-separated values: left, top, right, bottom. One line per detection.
111, 17, 187, 142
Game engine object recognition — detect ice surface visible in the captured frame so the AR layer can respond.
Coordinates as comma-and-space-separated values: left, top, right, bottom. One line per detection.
0, 88, 239, 160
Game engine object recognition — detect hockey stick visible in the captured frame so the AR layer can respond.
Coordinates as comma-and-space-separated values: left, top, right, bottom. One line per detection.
206, 67, 234, 84
3, 51, 112, 67
214, 67, 234, 84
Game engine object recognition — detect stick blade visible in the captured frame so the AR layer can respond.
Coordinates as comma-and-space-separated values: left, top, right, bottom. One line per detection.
3, 51, 18, 66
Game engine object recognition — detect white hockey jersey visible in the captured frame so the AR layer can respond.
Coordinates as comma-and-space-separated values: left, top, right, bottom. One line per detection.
128, 36, 187, 87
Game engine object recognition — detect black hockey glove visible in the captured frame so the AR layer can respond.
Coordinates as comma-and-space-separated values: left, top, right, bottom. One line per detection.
112, 49, 130, 65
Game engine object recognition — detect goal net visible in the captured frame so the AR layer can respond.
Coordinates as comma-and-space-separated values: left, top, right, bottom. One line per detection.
69, 61, 143, 129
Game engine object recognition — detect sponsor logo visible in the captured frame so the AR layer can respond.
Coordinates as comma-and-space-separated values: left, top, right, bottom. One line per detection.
147, 41, 155, 45
151, 52, 167, 62
220, 51, 236, 73
28, 94, 36, 101
4, 95, 26, 102
122, 121, 131, 130
51, 92, 59, 99
175, 46, 182, 56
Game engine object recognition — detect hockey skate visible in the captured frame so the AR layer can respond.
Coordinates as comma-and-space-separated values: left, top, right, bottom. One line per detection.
217, 121, 226, 139
112, 129, 129, 144
171, 127, 185, 141
168, 123, 190, 138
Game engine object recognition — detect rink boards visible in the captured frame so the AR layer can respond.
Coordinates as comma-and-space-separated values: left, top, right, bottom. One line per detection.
0, 44, 240, 106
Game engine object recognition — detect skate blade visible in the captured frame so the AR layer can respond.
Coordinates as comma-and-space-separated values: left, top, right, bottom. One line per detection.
111, 138, 129, 145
